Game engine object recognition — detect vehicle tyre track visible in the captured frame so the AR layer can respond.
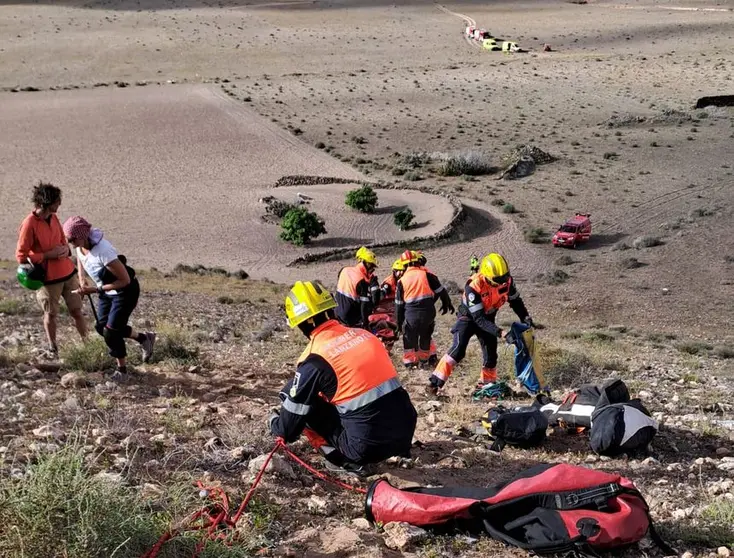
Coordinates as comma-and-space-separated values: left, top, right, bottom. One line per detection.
435, 3, 481, 49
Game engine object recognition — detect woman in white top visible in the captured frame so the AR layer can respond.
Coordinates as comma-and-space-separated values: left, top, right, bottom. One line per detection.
63, 216, 155, 379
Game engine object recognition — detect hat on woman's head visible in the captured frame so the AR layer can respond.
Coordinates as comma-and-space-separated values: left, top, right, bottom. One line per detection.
62, 216, 92, 243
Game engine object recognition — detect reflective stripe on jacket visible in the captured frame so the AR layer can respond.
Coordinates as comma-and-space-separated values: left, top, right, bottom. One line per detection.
298, 320, 401, 414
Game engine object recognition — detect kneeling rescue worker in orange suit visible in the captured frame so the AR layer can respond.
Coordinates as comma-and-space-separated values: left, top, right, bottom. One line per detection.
335, 247, 381, 328
270, 281, 417, 474
396, 250, 454, 368
428, 253, 534, 394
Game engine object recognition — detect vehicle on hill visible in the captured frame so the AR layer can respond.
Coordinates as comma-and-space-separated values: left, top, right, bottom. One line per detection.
552, 213, 591, 248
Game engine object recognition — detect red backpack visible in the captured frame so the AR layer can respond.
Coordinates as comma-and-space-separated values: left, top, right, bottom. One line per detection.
365, 463, 673, 556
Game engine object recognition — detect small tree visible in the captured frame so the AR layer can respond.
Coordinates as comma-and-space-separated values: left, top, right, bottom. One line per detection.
393, 208, 415, 231
345, 185, 378, 213
280, 208, 327, 246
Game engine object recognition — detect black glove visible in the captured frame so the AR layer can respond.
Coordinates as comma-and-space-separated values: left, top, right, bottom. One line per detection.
523, 316, 535, 328
440, 302, 454, 315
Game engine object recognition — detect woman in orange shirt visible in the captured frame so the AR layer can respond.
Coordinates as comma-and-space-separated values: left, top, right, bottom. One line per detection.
16, 182, 87, 355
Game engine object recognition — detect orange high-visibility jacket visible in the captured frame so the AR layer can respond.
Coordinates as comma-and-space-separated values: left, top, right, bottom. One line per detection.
459, 273, 528, 335
335, 263, 378, 327
271, 320, 416, 460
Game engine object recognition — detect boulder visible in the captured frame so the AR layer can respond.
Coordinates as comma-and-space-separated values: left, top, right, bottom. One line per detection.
248, 453, 296, 479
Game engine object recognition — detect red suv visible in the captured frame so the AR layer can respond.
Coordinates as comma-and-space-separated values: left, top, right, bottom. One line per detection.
552, 213, 591, 248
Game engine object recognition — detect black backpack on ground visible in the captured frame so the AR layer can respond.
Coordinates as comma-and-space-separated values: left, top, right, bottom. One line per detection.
482, 406, 548, 452
590, 396, 658, 457
538, 379, 630, 430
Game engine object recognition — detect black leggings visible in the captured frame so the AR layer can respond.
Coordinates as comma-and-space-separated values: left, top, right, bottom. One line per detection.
446, 317, 499, 369
94, 280, 140, 359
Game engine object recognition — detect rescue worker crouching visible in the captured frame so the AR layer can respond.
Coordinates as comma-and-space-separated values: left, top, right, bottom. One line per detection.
335, 246, 380, 328
428, 253, 534, 395
270, 280, 418, 475
396, 250, 455, 369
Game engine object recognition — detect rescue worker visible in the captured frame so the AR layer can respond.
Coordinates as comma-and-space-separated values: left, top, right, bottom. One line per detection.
396, 250, 455, 368
335, 247, 380, 328
375, 256, 409, 314
270, 281, 417, 474
469, 254, 480, 275
428, 253, 534, 394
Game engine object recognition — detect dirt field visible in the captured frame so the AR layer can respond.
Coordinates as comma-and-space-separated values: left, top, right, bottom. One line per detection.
0, 2, 733, 557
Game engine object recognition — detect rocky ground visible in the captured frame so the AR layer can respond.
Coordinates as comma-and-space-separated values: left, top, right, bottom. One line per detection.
0, 265, 732, 557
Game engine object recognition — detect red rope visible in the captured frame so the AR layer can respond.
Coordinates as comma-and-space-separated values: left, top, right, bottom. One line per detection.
141, 438, 366, 558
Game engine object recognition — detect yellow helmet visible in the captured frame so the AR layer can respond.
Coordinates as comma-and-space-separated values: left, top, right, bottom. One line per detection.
392, 257, 408, 271
480, 253, 510, 285
285, 280, 337, 328
356, 246, 378, 267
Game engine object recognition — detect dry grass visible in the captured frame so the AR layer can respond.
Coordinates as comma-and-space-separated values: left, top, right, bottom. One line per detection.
138, 270, 287, 302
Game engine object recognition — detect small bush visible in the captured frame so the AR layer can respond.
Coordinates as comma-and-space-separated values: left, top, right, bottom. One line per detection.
633, 235, 664, 249
400, 152, 431, 168
345, 185, 378, 213
436, 151, 494, 176
280, 207, 327, 245
351, 135, 367, 144
314, 141, 325, 149
538, 346, 600, 388
391, 166, 407, 176
443, 280, 462, 295
713, 345, 734, 359
61, 337, 114, 372
619, 257, 644, 269
403, 170, 423, 181
581, 331, 617, 343
265, 199, 298, 219
536, 269, 569, 285
611, 241, 631, 251
154, 323, 199, 364
524, 227, 549, 244
555, 255, 574, 266
0, 297, 26, 315
501, 203, 517, 214
0, 442, 254, 558
393, 208, 415, 231
675, 341, 713, 355
491, 198, 506, 207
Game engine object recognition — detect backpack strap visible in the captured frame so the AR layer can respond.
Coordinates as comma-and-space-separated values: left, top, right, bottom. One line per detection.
619, 488, 676, 556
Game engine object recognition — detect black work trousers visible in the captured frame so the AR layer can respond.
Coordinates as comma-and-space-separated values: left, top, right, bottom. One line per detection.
94, 279, 140, 359
446, 317, 499, 369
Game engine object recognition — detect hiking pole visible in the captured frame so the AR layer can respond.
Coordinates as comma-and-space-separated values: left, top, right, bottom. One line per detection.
86, 294, 98, 323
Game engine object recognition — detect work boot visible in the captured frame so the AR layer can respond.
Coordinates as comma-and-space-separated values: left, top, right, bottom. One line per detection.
427, 355, 439, 367
425, 384, 439, 396
324, 459, 369, 478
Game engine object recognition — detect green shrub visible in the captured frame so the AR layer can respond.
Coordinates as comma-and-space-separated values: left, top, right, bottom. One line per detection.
555, 255, 574, 266
345, 185, 378, 213
675, 341, 713, 355
524, 227, 549, 243
619, 256, 644, 269
61, 337, 114, 372
280, 207, 327, 245
0, 443, 254, 558
501, 203, 517, 214
537, 346, 600, 388
0, 297, 26, 315
393, 208, 415, 231
403, 171, 423, 181
714, 345, 734, 359
153, 323, 199, 364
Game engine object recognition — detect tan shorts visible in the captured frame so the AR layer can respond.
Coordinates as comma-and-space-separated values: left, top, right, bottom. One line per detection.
37, 275, 83, 317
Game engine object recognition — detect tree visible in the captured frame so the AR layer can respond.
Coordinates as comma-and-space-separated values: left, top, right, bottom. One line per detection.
280, 208, 327, 246
393, 208, 415, 231
345, 185, 378, 213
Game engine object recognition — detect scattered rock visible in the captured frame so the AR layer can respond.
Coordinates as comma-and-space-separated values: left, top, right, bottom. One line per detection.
32, 424, 64, 440
319, 526, 360, 553
229, 446, 256, 461
716, 447, 731, 457
306, 495, 333, 515
352, 518, 371, 531
436, 455, 467, 469
681, 551, 694, 558
247, 454, 296, 479
60, 372, 88, 389
31, 389, 48, 402
382, 521, 428, 550
95, 471, 123, 484
718, 547, 731, 557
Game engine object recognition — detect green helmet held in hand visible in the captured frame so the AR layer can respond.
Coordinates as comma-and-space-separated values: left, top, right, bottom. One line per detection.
17, 263, 44, 291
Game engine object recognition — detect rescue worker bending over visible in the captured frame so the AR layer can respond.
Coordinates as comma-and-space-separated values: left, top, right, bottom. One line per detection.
335, 247, 380, 328
375, 256, 409, 315
271, 281, 418, 474
396, 250, 455, 368
428, 253, 534, 394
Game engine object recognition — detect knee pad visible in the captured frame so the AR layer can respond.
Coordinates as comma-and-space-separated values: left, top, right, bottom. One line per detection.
103, 327, 121, 343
